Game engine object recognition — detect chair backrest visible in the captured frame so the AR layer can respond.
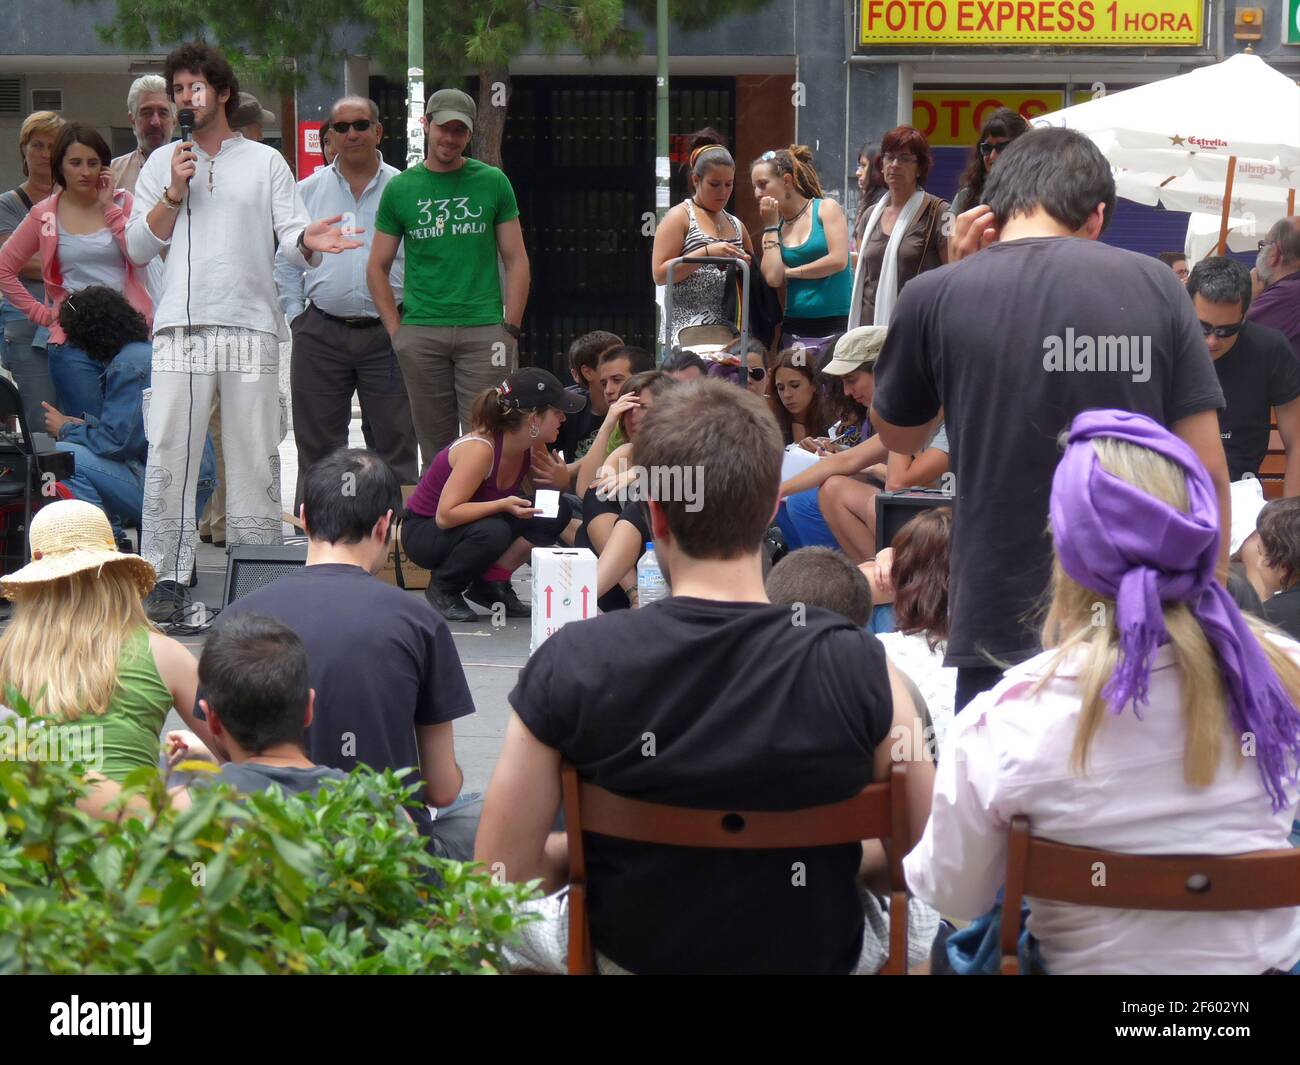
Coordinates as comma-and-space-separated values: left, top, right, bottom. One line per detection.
562, 761, 911, 975
999, 814, 1300, 974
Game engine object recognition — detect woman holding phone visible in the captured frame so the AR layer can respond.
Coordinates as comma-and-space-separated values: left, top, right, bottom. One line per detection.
0, 123, 152, 421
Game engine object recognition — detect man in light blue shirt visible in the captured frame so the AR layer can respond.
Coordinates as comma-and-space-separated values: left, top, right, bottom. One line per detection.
275, 95, 418, 506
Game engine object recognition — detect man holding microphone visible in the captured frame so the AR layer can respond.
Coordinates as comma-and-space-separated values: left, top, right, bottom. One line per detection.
127, 41, 361, 621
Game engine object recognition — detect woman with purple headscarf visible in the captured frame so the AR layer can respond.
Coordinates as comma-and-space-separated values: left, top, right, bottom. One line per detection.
904, 409, 1300, 975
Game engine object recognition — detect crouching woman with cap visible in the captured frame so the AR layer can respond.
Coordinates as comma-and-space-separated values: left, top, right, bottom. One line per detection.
0, 500, 223, 809
402, 368, 584, 622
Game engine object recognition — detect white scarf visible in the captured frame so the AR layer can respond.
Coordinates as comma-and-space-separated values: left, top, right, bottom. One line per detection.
848, 188, 927, 329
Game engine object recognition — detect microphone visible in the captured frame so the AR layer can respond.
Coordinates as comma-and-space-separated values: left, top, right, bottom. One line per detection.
178, 108, 195, 141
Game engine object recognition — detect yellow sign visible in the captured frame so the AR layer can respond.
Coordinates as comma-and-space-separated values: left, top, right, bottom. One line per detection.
913, 92, 1060, 145
913, 90, 1095, 144
859, 0, 1203, 46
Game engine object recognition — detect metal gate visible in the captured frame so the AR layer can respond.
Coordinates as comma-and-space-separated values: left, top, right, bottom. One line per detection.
372, 75, 735, 374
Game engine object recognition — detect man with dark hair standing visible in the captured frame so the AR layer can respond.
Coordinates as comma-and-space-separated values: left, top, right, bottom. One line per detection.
276, 95, 418, 508
217, 447, 479, 857
126, 41, 361, 621
477, 380, 934, 974
1187, 256, 1300, 494
873, 127, 1228, 713
368, 87, 531, 466
1250, 217, 1300, 359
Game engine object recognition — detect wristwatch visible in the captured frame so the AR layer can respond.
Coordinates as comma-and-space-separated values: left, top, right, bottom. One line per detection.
503, 322, 522, 341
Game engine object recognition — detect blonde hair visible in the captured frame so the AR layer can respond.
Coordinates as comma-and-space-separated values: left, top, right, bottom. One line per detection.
0, 568, 154, 721
18, 111, 67, 176
1037, 436, 1300, 788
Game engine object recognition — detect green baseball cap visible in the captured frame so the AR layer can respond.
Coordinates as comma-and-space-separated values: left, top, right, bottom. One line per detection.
425, 88, 475, 132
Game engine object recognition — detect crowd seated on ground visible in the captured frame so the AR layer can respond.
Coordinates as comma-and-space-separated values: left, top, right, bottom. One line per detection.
7, 133, 1300, 979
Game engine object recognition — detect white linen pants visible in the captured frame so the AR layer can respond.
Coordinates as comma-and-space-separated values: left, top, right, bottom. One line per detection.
140, 326, 286, 585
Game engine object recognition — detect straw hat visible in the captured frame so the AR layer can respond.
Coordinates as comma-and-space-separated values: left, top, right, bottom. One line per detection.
0, 500, 155, 600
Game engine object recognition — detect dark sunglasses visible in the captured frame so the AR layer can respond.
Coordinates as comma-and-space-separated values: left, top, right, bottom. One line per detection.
748, 366, 767, 381
978, 140, 1011, 158
1199, 320, 1244, 339
330, 119, 373, 134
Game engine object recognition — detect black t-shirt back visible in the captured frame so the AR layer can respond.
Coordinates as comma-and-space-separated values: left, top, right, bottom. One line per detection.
553, 385, 600, 462
873, 236, 1224, 667
1212, 320, 1300, 481
509, 596, 895, 975
219, 564, 476, 831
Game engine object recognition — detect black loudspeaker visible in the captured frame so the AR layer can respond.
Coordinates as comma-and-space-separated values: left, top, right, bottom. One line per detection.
222, 543, 308, 607
875, 489, 954, 553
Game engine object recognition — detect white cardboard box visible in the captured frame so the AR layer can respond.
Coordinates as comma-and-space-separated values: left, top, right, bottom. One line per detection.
530, 547, 598, 653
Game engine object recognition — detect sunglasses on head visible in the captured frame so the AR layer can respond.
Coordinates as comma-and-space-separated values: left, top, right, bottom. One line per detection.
330, 119, 373, 134
748, 366, 766, 381
1199, 320, 1244, 339
978, 140, 1010, 158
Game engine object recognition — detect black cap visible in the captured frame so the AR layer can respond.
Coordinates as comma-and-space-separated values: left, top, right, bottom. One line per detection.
498, 367, 587, 414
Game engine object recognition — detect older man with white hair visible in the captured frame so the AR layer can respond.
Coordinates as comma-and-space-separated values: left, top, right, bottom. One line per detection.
110, 74, 175, 195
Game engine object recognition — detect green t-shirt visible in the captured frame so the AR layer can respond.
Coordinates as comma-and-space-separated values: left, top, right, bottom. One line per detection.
374, 157, 520, 326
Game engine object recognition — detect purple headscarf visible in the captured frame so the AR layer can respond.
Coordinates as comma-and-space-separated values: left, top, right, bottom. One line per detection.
1051, 409, 1300, 811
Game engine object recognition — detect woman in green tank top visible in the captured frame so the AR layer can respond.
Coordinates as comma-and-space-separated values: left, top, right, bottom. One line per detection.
0, 500, 220, 793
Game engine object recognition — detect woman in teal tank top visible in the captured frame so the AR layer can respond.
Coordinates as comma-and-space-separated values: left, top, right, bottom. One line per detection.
752, 144, 853, 348
0, 500, 219, 794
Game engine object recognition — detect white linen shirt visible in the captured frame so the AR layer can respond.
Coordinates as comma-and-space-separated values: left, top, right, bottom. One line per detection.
904, 637, 1300, 975
126, 134, 321, 335
273, 156, 403, 321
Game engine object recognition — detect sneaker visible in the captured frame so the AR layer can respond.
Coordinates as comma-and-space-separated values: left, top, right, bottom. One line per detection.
465, 578, 530, 618
423, 584, 478, 623
144, 579, 191, 623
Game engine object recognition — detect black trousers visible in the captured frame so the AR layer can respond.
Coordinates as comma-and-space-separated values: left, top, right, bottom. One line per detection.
403, 495, 574, 593
290, 304, 420, 508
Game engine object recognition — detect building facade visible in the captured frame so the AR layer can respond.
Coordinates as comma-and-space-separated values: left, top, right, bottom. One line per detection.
2, 0, 1297, 368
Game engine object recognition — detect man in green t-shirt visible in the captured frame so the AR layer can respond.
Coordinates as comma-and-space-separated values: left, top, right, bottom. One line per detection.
367, 88, 531, 466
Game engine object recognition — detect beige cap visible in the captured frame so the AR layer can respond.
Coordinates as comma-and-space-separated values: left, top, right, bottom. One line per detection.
232, 92, 275, 129
821, 326, 888, 376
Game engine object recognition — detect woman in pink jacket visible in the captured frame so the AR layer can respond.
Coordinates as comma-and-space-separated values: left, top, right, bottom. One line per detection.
0, 123, 152, 425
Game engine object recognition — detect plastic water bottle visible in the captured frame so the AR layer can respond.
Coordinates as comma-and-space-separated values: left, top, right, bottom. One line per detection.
636, 543, 668, 606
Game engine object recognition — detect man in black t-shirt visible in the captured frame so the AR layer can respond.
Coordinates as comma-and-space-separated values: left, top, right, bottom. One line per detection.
217, 448, 478, 857
475, 379, 933, 975
553, 330, 622, 483
873, 128, 1228, 713
1186, 257, 1300, 493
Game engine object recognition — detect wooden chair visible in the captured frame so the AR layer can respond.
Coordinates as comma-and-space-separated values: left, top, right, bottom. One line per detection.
561, 761, 912, 975
1259, 414, 1285, 500
998, 814, 1300, 974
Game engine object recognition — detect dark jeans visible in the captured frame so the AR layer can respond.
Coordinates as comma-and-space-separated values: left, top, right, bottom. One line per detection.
290, 304, 419, 507
402, 496, 574, 593
954, 665, 1004, 713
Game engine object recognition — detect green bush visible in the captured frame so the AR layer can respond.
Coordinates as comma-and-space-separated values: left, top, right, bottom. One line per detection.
0, 698, 540, 974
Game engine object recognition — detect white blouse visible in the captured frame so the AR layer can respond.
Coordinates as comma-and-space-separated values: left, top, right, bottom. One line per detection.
904, 636, 1300, 975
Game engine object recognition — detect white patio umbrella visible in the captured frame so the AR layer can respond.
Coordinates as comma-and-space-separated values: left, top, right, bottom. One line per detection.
1032, 52, 1300, 255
